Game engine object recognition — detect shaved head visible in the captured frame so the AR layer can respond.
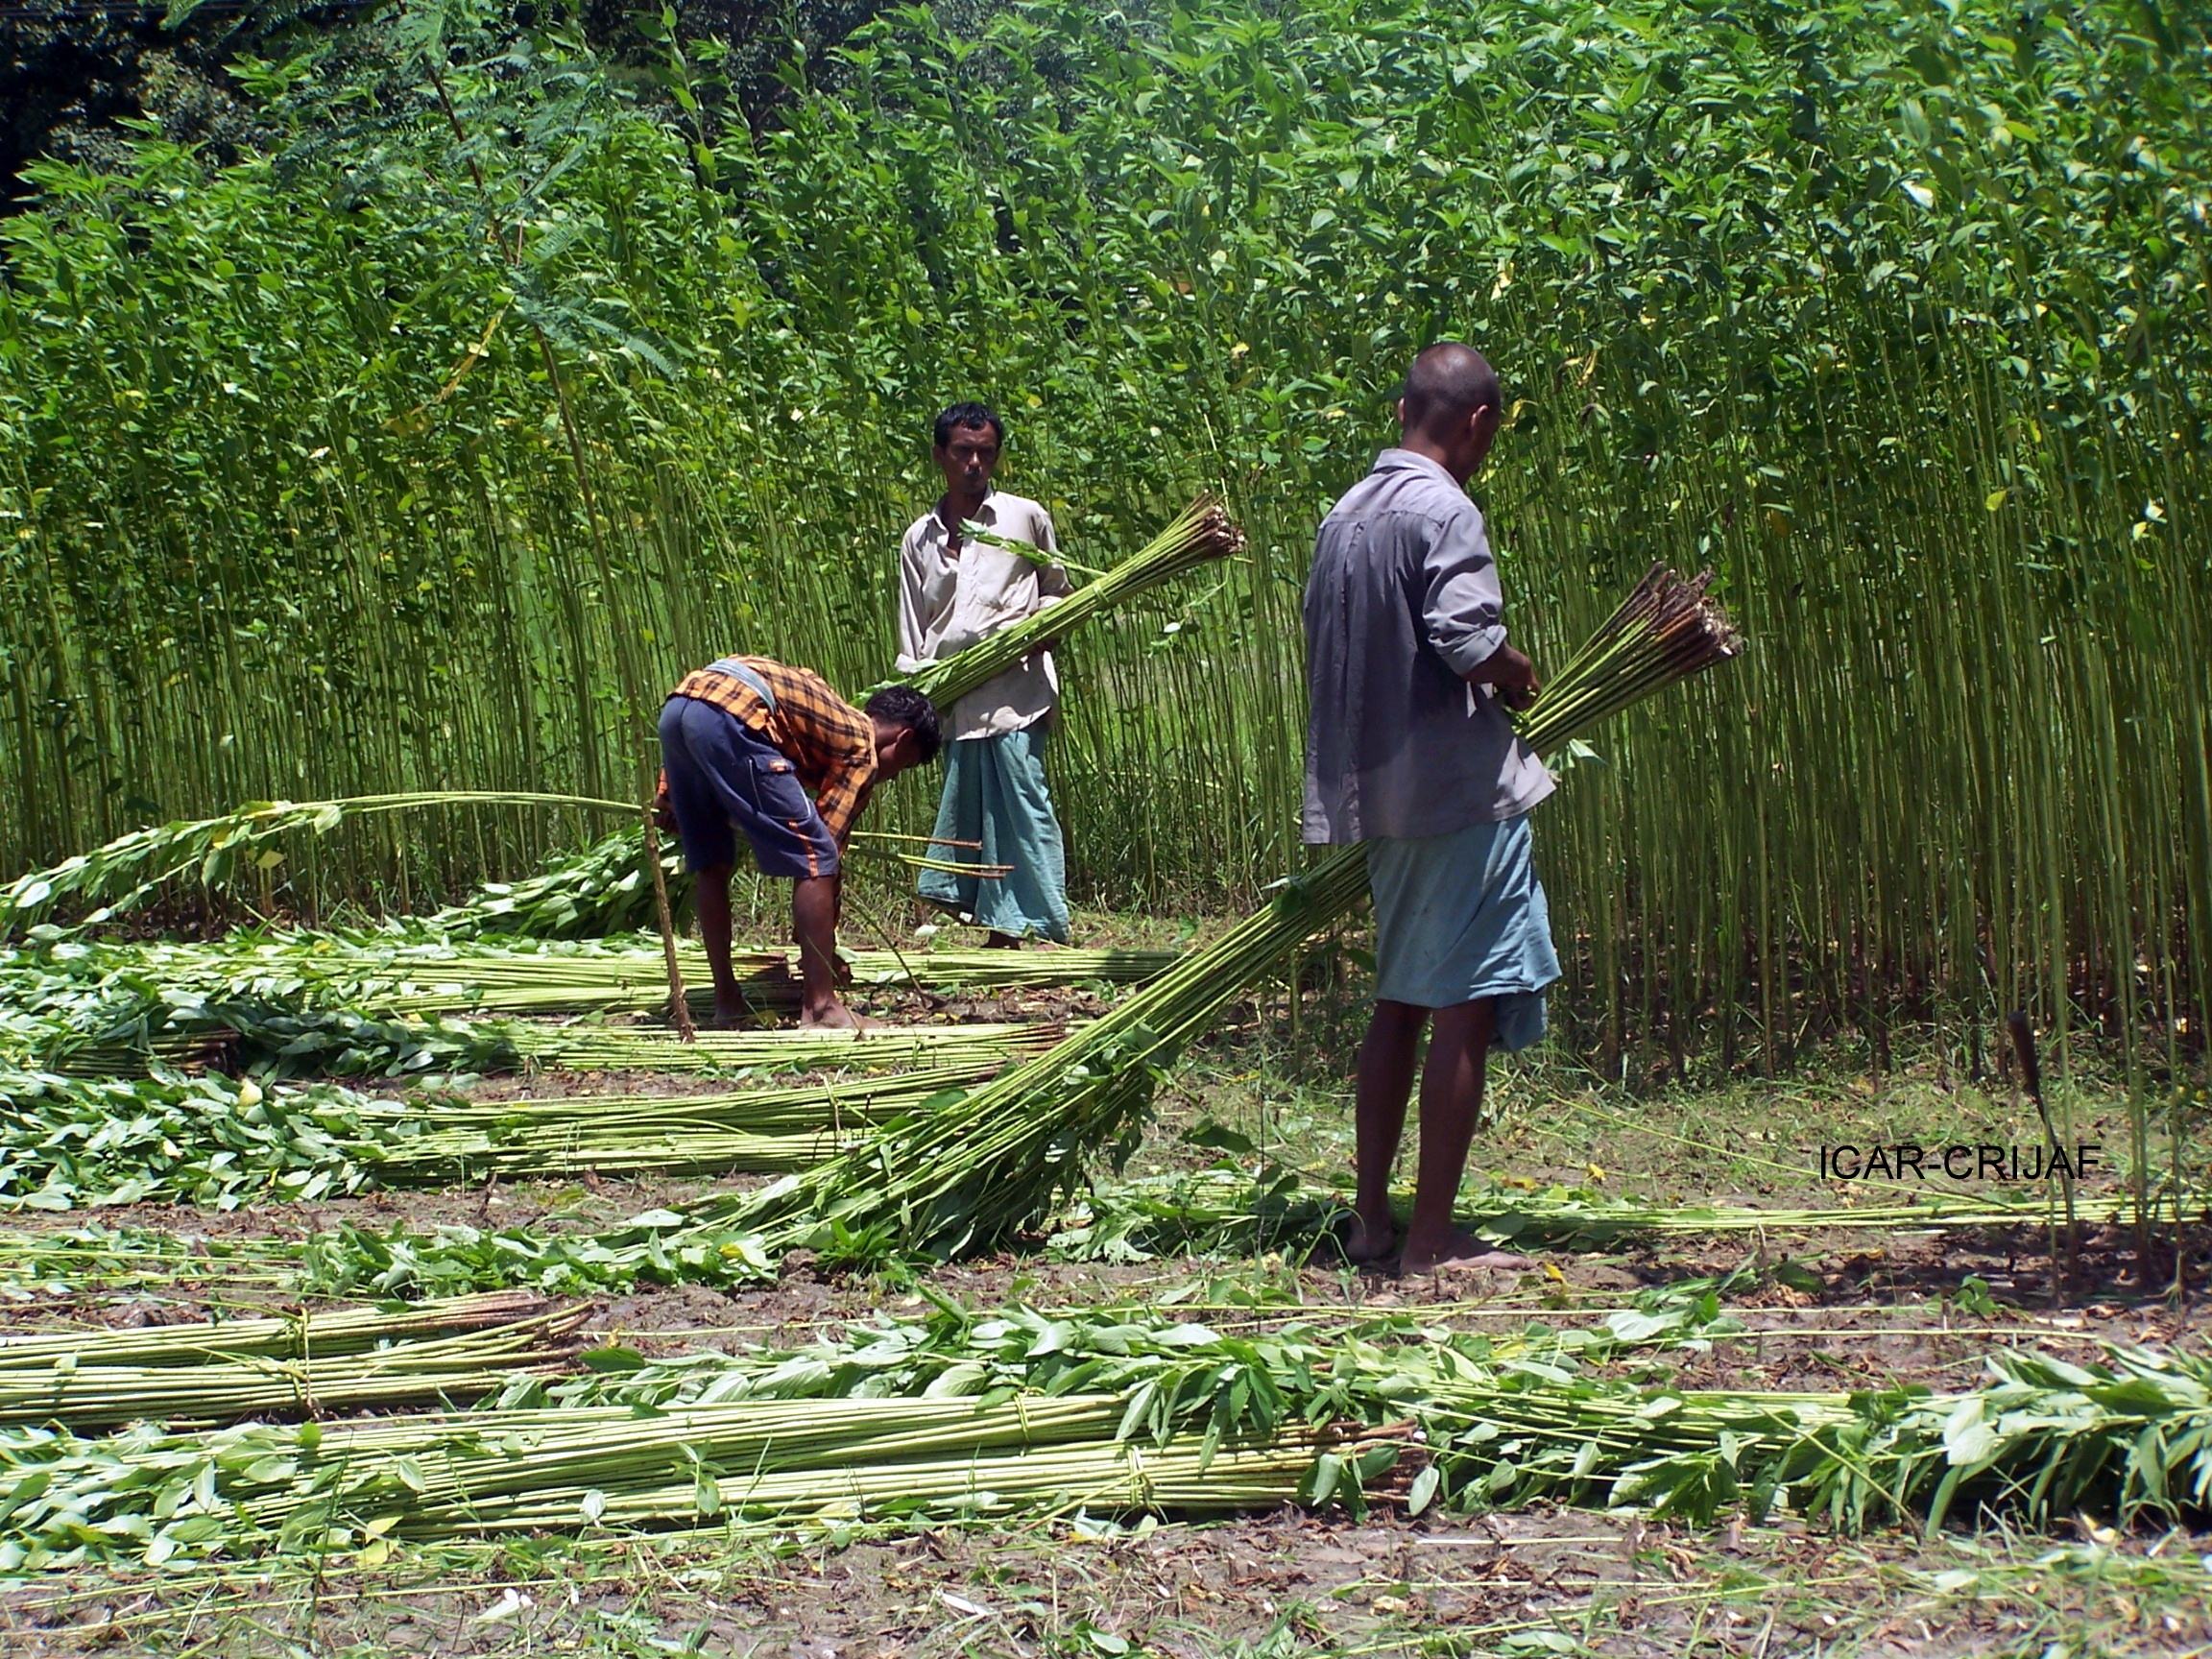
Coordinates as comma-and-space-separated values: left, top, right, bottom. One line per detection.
1399, 343, 1502, 440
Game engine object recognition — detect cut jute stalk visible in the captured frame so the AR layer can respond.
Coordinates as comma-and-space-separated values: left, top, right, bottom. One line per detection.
641, 803, 696, 1042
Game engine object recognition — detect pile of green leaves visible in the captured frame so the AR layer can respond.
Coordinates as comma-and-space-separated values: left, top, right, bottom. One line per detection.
0, 939, 519, 1079
0, 1071, 410, 1210
428, 830, 685, 940
0, 794, 637, 938
299, 1211, 778, 1298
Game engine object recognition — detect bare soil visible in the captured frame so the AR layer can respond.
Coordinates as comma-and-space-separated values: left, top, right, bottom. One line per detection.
3, 1500, 2204, 1656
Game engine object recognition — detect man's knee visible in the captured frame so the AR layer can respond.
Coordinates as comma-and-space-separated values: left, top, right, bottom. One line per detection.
1371, 998, 1430, 1036
1431, 998, 1498, 1046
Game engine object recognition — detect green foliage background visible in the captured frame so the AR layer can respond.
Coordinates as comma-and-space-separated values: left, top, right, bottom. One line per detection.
1, 0, 2205, 1063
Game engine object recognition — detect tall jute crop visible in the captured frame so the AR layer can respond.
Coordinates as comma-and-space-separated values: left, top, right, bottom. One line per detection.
5, 0, 2202, 1070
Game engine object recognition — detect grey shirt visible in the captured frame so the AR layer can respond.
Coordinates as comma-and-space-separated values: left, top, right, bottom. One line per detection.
1302, 448, 1554, 844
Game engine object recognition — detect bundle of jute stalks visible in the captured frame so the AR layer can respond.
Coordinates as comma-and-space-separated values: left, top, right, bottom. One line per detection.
898, 493, 1245, 708
0, 1290, 584, 1429
9, 1301, 2201, 1567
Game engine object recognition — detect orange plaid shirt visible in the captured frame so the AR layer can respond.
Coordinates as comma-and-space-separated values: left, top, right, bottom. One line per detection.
667, 658, 878, 844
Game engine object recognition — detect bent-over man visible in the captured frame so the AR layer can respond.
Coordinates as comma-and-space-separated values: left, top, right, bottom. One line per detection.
658, 655, 940, 1029
1302, 343, 1562, 1275
896, 401, 1072, 946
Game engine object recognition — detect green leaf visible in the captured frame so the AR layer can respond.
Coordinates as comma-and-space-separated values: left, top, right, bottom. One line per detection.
1407, 1464, 1441, 1515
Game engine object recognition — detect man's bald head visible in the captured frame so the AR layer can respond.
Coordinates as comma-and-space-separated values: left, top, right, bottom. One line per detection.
1399, 343, 1502, 439
1394, 343, 1504, 485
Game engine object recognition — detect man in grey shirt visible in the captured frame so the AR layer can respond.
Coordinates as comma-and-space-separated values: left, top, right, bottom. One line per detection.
1303, 343, 1562, 1275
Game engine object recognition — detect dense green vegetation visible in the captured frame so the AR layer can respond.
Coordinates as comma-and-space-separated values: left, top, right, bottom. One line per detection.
2, 0, 2206, 1066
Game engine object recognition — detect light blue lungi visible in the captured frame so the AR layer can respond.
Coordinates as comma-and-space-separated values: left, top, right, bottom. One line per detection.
1366, 812, 1559, 1051
918, 725, 1070, 943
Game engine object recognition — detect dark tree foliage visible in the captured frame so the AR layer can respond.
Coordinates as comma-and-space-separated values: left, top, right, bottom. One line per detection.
0, 0, 289, 209
0, 0, 902, 208
581, 0, 902, 139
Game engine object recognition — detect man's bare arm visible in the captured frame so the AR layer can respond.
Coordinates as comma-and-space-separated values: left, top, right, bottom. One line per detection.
1467, 643, 1540, 711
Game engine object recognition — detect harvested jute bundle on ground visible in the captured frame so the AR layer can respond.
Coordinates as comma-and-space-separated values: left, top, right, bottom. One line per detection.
366, 945, 1178, 1017
5, 1303, 2203, 1568
389, 1064, 993, 1178
505, 1020, 1057, 1077
0, 1290, 585, 1428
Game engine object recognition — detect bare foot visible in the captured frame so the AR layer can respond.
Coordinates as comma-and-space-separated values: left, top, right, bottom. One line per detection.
709, 996, 752, 1030
1344, 1214, 1400, 1265
1400, 1227, 1537, 1275
798, 1001, 874, 1033
983, 931, 1023, 950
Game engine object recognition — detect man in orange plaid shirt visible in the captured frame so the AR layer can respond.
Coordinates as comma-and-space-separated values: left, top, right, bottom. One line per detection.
658, 656, 940, 1029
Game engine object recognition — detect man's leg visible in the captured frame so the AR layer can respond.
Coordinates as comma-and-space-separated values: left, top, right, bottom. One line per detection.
1401, 998, 1526, 1274
793, 874, 862, 1030
917, 738, 980, 926
691, 863, 749, 1029
1352, 999, 1428, 1262
982, 725, 1069, 948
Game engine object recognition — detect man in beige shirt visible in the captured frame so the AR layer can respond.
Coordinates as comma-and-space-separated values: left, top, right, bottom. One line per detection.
895, 402, 1071, 945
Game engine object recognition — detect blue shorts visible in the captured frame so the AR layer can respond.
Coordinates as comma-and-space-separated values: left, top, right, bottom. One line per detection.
1366, 813, 1560, 1051
659, 696, 840, 879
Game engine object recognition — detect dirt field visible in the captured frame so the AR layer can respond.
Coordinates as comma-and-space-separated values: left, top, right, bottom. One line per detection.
1, 933, 2204, 1657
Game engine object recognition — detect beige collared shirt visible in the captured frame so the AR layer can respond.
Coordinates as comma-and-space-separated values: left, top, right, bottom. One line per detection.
896, 489, 1072, 741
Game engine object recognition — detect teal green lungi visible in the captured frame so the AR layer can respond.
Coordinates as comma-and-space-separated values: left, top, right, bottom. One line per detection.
1366, 812, 1559, 1050
918, 725, 1070, 943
